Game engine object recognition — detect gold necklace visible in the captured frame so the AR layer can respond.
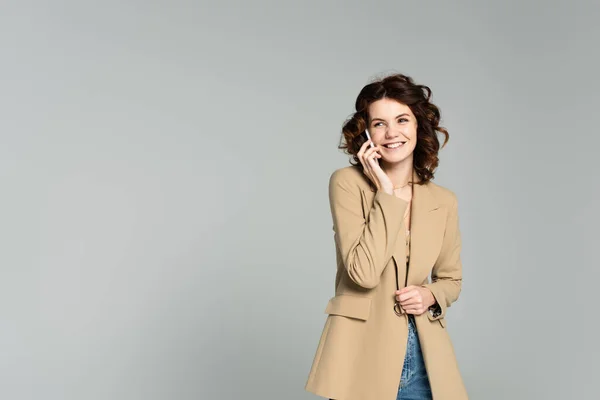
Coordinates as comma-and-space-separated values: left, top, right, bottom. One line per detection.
393, 181, 413, 190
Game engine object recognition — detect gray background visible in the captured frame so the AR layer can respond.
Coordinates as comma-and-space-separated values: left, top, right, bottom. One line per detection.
1, 1, 599, 399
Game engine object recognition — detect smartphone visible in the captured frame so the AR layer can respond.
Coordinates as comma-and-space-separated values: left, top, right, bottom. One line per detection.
364, 129, 376, 148
363, 129, 378, 164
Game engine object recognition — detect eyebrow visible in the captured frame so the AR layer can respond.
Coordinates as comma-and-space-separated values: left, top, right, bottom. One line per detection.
371, 113, 410, 122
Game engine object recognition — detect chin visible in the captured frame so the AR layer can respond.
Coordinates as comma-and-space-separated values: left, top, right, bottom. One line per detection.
382, 155, 411, 165
380, 146, 414, 165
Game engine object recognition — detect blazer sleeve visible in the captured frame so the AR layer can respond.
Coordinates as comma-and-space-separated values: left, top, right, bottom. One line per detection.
421, 192, 462, 321
328, 169, 408, 289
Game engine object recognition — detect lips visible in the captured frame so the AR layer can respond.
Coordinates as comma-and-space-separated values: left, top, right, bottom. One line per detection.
383, 141, 406, 149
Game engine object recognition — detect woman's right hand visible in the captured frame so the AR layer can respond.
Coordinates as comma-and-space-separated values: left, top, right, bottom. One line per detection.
357, 139, 394, 195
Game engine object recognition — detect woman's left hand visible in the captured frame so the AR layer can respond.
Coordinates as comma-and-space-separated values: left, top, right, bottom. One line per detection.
396, 286, 436, 315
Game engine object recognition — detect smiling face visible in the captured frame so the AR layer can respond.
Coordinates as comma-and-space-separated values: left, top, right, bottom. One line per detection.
367, 98, 418, 166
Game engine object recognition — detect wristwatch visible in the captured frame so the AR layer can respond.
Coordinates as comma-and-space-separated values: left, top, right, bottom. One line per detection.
428, 303, 442, 318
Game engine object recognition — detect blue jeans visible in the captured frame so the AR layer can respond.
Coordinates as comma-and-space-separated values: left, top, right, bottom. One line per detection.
397, 316, 432, 400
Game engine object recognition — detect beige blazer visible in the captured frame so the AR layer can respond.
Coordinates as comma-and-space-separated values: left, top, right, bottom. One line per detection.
305, 166, 467, 400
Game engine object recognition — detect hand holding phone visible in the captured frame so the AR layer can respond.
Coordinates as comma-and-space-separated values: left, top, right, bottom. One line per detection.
358, 129, 394, 194
364, 129, 376, 149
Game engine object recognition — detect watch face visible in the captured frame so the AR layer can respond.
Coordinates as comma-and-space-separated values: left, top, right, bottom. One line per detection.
429, 305, 441, 317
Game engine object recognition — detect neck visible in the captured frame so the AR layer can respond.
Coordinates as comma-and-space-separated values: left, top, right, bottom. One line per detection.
381, 158, 414, 187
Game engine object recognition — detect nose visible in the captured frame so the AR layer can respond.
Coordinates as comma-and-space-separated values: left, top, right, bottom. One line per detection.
385, 127, 399, 139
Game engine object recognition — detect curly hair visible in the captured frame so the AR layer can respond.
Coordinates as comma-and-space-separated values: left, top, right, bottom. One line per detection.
339, 73, 449, 184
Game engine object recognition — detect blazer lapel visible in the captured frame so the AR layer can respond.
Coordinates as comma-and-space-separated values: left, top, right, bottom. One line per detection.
364, 170, 446, 289
406, 170, 445, 285
384, 173, 445, 287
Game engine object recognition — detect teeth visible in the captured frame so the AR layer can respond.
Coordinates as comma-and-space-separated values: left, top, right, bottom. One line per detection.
386, 142, 403, 149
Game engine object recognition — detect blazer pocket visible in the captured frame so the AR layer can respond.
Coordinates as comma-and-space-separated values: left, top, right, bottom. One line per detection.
324, 294, 372, 321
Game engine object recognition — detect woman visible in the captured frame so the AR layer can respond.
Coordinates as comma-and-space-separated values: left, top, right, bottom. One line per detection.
305, 73, 467, 400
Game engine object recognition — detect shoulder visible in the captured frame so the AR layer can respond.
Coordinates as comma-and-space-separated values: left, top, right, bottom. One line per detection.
328, 165, 371, 192
425, 179, 459, 209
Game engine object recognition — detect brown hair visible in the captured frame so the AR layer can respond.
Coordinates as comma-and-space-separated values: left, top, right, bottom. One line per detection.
339, 73, 449, 184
